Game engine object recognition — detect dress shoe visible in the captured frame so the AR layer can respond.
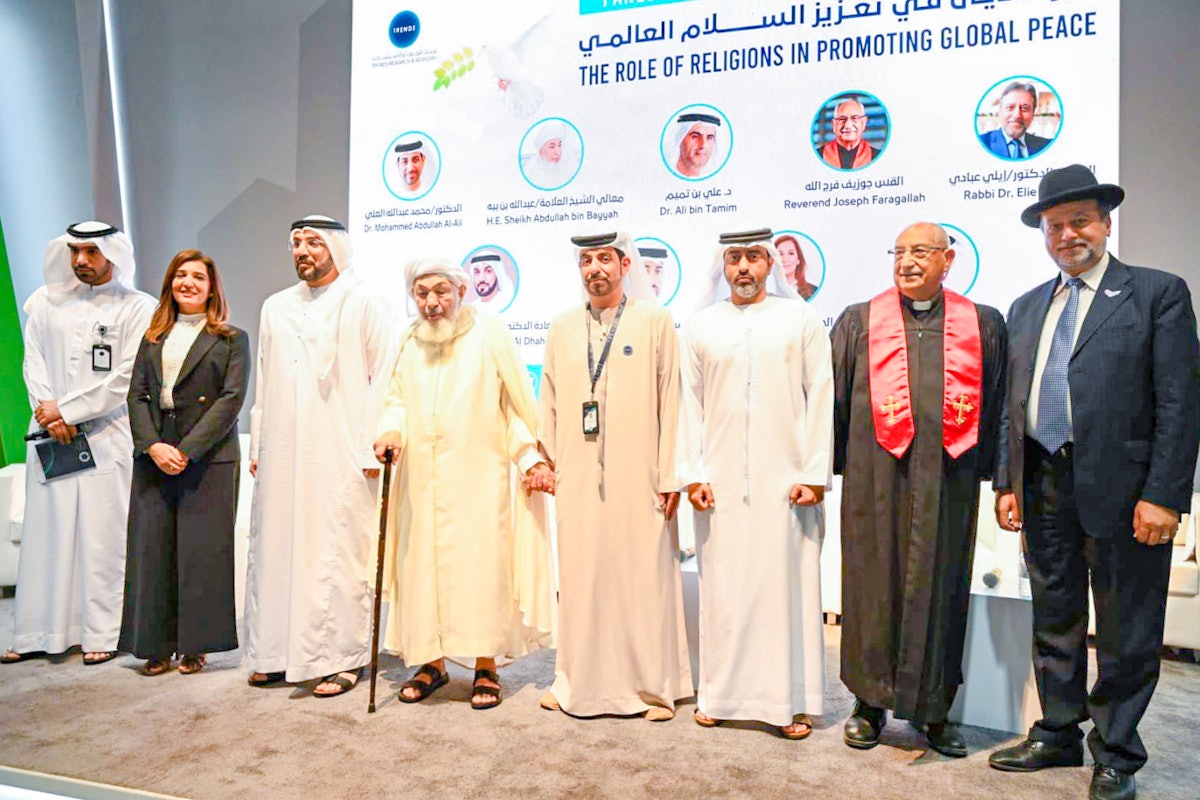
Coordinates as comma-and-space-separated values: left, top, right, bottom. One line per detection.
844, 698, 886, 749
924, 722, 967, 758
988, 739, 1084, 772
1090, 765, 1136, 800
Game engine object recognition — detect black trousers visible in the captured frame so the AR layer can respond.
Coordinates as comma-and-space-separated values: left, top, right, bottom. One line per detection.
1022, 441, 1172, 773
118, 456, 239, 659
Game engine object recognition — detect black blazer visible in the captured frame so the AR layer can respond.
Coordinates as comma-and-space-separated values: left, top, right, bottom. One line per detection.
996, 257, 1200, 537
128, 325, 250, 464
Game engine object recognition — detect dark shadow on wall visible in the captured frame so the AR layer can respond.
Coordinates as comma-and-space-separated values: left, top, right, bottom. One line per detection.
198, 0, 352, 428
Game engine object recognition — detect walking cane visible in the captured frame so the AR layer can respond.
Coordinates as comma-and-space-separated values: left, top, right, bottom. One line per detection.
368, 446, 395, 713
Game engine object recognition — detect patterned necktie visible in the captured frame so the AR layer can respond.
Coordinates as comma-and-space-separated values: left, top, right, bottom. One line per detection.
1034, 277, 1084, 453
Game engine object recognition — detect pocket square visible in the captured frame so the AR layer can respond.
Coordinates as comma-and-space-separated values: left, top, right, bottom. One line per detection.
1104, 289, 1121, 298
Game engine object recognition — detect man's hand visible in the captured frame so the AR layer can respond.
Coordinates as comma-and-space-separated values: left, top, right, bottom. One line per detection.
148, 442, 188, 475
523, 462, 556, 495
659, 492, 681, 521
363, 468, 380, 479
45, 420, 77, 445
687, 483, 715, 511
34, 399, 63, 428
995, 491, 1022, 531
1133, 500, 1179, 546
249, 460, 258, 477
373, 432, 403, 464
789, 484, 825, 506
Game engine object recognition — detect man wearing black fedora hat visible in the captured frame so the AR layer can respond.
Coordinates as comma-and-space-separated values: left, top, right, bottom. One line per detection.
990, 164, 1200, 800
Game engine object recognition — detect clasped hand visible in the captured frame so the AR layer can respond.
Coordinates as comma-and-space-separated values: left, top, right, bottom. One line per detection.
148, 442, 188, 475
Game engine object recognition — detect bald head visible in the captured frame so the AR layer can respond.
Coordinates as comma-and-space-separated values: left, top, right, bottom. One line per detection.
892, 222, 955, 301
833, 99, 867, 149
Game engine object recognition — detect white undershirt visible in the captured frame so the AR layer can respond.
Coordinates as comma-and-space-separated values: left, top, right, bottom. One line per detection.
1026, 253, 1109, 434
160, 312, 206, 409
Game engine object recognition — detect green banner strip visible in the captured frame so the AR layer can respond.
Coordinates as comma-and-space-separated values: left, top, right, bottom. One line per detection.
0, 216, 28, 466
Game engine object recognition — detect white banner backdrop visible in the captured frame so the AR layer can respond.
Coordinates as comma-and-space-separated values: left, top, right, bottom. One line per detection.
349, 0, 1119, 386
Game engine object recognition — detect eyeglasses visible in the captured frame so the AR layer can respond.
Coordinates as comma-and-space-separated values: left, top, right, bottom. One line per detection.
888, 246, 946, 262
724, 247, 769, 265
833, 115, 866, 125
289, 236, 328, 251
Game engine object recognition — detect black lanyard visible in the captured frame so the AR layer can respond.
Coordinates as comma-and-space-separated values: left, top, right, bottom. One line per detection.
586, 295, 627, 398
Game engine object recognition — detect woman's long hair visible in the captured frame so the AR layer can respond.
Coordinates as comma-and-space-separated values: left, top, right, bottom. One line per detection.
774, 234, 808, 288
144, 249, 234, 343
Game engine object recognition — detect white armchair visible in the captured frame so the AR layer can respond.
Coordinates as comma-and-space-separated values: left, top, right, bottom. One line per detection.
0, 464, 25, 588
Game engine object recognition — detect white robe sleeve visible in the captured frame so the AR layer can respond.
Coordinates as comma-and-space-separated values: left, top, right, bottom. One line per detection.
57, 293, 154, 425
654, 310, 681, 494
21, 293, 53, 410
357, 294, 398, 470
537, 321, 558, 467
796, 310, 835, 489
676, 320, 708, 487
249, 304, 269, 463
376, 336, 409, 447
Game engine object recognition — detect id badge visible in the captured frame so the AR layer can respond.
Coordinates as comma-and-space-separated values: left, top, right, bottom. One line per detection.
582, 400, 599, 435
92, 344, 112, 372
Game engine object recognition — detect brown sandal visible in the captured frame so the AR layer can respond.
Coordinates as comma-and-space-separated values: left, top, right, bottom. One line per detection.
179, 655, 206, 674
140, 658, 172, 676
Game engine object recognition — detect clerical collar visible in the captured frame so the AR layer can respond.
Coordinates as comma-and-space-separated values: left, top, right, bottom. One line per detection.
901, 292, 942, 313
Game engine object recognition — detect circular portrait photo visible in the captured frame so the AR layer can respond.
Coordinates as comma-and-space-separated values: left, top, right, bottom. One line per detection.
811, 91, 889, 172
660, 104, 732, 181
462, 245, 519, 313
383, 131, 441, 201
975, 76, 1062, 160
772, 230, 825, 301
634, 237, 682, 305
938, 224, 980, 296
519, 117, 584, 191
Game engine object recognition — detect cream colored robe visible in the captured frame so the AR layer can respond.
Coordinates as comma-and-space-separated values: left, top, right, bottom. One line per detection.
539, 298, 692, 716
379, 306, 552, 665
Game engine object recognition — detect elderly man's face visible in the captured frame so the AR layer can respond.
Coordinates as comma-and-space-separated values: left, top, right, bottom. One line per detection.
678, 123, 716, 175
538, 138, 563, 164
398, 152, 426, 190
833, 101, 867, 148
723, 245, 772, 303
291, 230, 336, 286
892, 223, 954, 301
472, 263, 499, 298
1040, 199, 1110, 274
68, 242, 114, 286
413, 274, 465, 324
999, 89, 1036, 139
643, 260, 664, 296
579, 247, 629, 299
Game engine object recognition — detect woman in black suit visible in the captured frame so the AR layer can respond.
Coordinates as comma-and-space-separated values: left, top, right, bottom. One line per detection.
119, 249, 249, 675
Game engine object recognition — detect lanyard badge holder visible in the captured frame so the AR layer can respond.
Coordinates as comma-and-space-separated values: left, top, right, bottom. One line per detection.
583, 296, 626, 436
92, 323, 112, 372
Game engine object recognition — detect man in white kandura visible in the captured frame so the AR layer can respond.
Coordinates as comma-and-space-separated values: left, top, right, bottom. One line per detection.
679, 228, 833, 739
373, 257, 554, 710
244, 215, 394, 697
3, 222, 154, 667
539, 231, 691, 721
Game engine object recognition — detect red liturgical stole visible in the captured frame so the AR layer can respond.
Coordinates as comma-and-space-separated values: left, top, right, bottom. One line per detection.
867, 288, 982, 459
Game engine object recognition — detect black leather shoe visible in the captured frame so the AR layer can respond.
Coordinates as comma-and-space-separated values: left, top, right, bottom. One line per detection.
925, 722, 967, 758
844, 698, 886, 749
988, 739, 1084, 772
1090, 766, 1136, 800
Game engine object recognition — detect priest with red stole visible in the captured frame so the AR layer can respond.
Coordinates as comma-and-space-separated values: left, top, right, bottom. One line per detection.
831, 222, 1007, 757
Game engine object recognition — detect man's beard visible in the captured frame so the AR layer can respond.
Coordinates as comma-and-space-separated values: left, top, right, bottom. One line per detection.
731, 278, 763, 300
476, 281, 497, 298
415, 312, 457, 344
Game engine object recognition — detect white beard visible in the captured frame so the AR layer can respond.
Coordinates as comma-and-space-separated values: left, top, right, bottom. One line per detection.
414, 315, 457, 344
732, 281, 762, 300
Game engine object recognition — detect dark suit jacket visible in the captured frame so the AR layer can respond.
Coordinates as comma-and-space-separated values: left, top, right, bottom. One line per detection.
996, 257, 1200, 538
979, 128, 1051, 159
128, 325, 250, 464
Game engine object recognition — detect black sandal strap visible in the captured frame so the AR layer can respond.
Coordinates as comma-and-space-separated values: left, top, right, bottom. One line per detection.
473, 668, 500, 686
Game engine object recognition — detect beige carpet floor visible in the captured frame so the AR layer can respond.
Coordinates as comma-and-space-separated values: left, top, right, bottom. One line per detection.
0, 600, 1196, 800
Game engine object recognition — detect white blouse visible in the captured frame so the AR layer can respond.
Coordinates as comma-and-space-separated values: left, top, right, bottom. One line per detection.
159, 312, 206, 409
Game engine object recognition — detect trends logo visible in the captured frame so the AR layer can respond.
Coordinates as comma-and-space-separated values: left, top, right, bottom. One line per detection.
388, 11, 420, 49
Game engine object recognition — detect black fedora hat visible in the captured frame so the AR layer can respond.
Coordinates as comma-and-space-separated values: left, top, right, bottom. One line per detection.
1020, 164, 1124, 227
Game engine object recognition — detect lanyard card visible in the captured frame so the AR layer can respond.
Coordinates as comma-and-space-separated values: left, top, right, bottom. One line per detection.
92, 343, 112, 372
582, 400, 599, 435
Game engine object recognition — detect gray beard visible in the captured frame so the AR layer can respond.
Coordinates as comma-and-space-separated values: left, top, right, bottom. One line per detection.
414, 315, 456, 344
732, 281, 762, 300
